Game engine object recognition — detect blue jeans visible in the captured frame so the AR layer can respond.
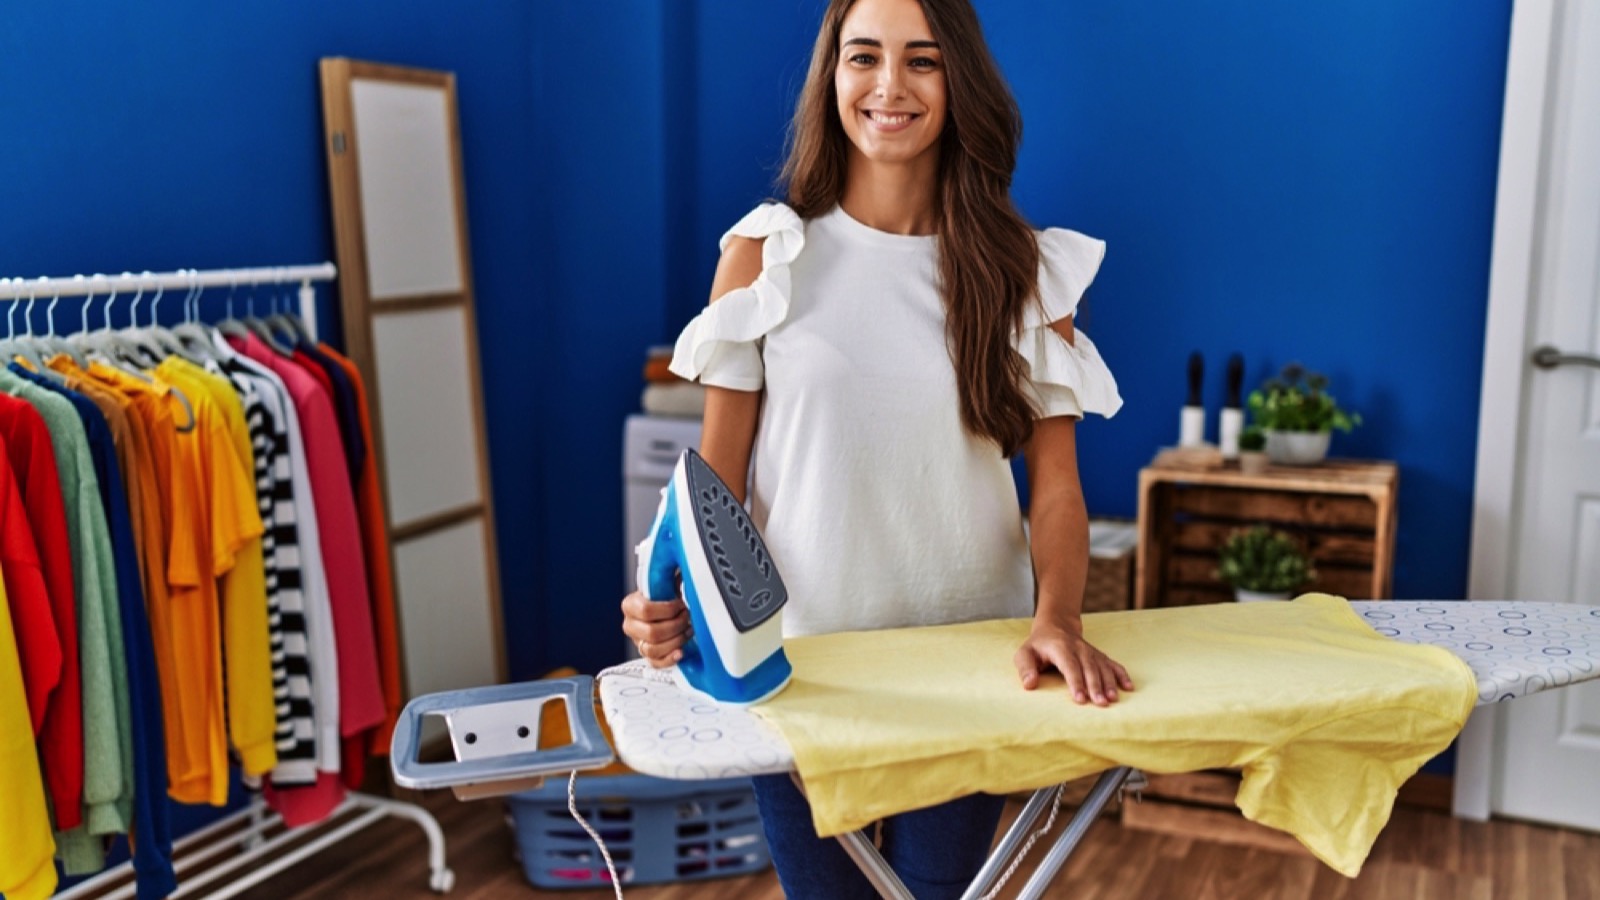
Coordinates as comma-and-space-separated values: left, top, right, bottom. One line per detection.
751, 773, 1006, 899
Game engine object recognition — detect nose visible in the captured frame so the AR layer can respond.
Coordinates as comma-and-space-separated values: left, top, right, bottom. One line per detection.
874, 63, 905, 99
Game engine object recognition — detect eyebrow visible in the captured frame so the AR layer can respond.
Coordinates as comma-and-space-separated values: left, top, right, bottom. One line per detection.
842, 37, 941, 49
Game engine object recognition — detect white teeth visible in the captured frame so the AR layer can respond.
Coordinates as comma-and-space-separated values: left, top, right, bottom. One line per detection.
868, 111, 913, 126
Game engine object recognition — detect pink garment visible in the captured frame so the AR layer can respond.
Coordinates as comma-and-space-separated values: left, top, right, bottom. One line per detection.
231, 335, 383, 820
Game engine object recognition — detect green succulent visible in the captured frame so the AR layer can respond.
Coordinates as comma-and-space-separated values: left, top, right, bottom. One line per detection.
1214, 525, 1316, 593
1246, 362, 1362, 434
1238, 426, 1266, 452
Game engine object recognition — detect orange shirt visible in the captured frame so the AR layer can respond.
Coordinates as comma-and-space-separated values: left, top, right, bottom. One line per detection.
85, 363, 183, 791
161, 359, 276, 777
155, 359, 265, 803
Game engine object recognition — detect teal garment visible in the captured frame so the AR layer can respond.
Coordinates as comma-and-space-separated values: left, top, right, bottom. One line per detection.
0, 369, 127, 871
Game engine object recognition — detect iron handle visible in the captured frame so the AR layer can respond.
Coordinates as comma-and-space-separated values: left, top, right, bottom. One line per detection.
1531, 345, 1600, 370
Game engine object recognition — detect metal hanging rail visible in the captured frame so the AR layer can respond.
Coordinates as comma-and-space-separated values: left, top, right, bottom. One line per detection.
0, 263, 338, 299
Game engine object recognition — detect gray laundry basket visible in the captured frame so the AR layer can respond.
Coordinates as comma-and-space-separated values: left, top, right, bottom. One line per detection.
506, 772, 770, 889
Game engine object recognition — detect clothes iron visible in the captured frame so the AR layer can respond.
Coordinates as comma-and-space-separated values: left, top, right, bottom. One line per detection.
635, 448, 792, 705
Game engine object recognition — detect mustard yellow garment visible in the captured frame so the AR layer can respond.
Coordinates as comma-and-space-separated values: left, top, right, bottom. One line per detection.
0, 569, 59, 899
750, 593, 1475, 877
158, 359, 275, 778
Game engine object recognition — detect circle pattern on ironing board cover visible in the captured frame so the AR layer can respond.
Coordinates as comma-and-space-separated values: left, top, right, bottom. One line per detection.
598, 661, 795, 779
1348, 600, 1600, 704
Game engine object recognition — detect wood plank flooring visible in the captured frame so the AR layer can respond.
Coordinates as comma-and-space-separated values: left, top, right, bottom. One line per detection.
215, 786, 1599, 900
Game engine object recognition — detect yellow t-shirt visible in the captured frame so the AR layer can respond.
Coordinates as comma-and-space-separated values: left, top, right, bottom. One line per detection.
160, 359, 276, 774
750, 593, 1476, 877
0, 572, 59, 900
157, 359, 272, 783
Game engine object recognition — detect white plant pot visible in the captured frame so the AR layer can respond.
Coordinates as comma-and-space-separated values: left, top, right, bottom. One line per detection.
1263, 430, 1331, 466
1238, 450, 1270, 475
1235, 588, 1293, 603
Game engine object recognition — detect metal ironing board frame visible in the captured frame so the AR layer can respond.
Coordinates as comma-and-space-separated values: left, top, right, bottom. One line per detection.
828, 767, 1137, 900
390, 599, 1600, 897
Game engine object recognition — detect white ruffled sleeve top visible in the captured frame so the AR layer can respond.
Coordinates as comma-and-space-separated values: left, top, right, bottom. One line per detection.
669, 202, 1122, 637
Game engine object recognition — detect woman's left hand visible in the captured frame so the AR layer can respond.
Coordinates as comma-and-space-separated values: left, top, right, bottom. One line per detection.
1014, 622, 1134, 706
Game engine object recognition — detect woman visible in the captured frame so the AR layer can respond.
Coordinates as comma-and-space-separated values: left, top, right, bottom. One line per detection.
621, 0, 1129, 895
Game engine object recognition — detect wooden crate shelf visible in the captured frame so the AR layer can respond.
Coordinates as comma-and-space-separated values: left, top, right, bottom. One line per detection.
1134, 458, 1399, 610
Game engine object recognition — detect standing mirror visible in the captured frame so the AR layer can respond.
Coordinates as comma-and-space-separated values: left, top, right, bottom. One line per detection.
319, 58, 506, 707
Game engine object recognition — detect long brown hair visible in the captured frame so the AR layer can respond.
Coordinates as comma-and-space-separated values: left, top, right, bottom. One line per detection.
780, 0, 1042, 457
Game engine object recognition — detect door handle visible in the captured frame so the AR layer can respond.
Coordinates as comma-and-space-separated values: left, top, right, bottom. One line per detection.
1530, 345, 1600, 370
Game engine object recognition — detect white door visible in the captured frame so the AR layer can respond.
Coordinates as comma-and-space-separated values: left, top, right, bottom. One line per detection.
1485, 0, 1600, 831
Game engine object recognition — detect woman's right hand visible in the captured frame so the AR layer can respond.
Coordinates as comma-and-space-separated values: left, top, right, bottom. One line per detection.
620, 591, 692, 668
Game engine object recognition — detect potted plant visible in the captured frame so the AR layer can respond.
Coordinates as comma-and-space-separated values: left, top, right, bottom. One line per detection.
1214, 525, 1316, 602
1246, 362, 1362, 465
1238, 426, 1269, 475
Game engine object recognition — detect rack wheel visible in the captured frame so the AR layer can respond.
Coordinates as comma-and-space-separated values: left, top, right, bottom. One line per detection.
429, 867, 455, 893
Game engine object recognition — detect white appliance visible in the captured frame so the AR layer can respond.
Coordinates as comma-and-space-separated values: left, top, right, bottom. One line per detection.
623, 412, 703, 602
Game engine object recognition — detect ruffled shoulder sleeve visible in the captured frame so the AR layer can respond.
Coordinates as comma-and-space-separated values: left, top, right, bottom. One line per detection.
1014, 228, 1123, 419
667, 202, 806, 392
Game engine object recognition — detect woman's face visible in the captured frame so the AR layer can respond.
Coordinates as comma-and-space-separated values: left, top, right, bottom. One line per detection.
834, 0, 948, 167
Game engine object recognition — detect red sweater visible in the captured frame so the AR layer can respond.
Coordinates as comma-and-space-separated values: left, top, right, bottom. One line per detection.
0, 397, 84, 829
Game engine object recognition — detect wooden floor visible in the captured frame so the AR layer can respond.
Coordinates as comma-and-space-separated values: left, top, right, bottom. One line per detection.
222, 786, 1600, 900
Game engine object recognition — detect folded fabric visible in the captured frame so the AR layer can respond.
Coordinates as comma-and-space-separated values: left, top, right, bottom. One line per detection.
750, 593, 1475, 877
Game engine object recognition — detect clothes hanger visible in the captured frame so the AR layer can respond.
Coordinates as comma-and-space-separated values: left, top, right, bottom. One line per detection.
213, 274, 258, 344
0, 280, 39, 364
0, 280, 22, 366
13, 280, 68, 380
0, 280, 16, 359
171, 270, 224, 360
31, 275, 83, 367
71, 273, 135, 369
122, 269, 194, 363
264, 275, 314, 347
136, 271, 212, 366
239, 277, 297, 356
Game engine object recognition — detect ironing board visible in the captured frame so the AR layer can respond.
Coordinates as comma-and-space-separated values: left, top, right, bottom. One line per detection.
391, 600, 1600, 899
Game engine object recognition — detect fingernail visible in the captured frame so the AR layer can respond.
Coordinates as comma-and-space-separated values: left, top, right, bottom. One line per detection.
671, 651, 682, 662
1074, 691, 1087, 703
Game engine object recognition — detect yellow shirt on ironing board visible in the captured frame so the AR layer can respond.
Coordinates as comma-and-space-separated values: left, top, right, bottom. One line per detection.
750, 594, 1476, 878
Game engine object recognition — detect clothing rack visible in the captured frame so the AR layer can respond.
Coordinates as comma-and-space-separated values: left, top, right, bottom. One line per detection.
9, 262, 454, 898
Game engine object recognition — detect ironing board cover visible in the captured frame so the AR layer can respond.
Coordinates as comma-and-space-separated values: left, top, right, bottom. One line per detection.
1351, 600, 1600, 703
597, 599, 1600, 781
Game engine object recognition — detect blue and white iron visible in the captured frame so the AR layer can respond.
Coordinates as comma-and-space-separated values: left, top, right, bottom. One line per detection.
635, 449, 792, 706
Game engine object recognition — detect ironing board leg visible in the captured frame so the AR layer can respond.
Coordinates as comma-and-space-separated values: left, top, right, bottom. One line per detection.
789, 773, 917, 899
1013, 766, 1132, 900
957, 786, 1060, 900
836, 828, 918, 900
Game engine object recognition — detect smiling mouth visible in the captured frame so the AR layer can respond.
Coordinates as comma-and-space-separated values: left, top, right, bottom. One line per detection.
864, 110, 919, 127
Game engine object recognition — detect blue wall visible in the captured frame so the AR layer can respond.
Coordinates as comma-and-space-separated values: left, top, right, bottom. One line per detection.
2, 0, 1512, 848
